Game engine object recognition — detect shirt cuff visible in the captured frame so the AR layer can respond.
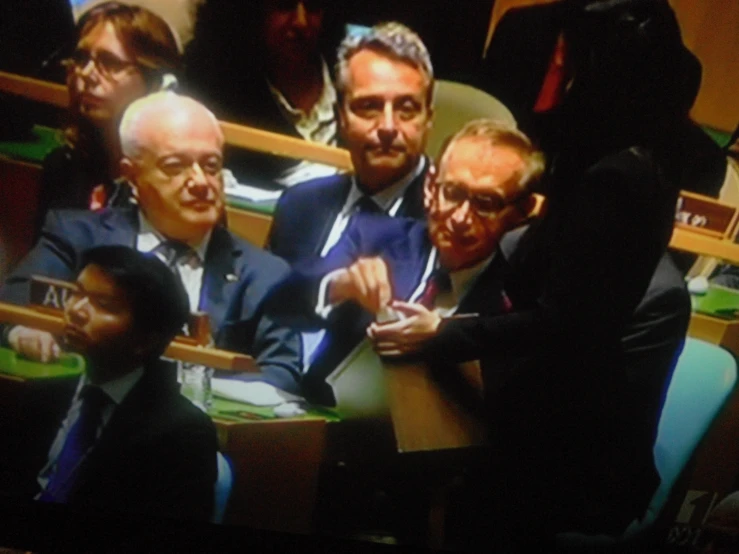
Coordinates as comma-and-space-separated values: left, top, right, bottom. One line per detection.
315, 268, 346, 319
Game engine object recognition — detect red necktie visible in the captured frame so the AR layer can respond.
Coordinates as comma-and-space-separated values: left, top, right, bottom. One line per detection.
418, 270, 451, 309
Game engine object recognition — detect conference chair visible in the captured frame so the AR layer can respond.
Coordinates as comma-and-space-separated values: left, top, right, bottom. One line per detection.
558, 337, 738, 549
212, 451, 234, 524
426, 80, 516, 160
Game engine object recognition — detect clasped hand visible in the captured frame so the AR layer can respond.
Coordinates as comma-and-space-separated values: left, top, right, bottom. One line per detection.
327, 257, 441, 357
368, 301, 441, 357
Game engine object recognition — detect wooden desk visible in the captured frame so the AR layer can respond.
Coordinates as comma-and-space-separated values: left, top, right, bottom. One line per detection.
214, 417, 327, 533
688, 284, 739, 357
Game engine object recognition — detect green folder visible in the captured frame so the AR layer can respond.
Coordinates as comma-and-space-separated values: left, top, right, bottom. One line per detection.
691, 285, 739, 320
0, 346, 84, 379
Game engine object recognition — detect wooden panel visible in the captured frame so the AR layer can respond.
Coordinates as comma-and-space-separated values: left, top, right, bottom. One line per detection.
224, 206, 273, 249
0, 157, 42, 273
688, 313, 739, 359
0, 71, 354, 170
671, 226, 739, 266
215, 418, 326, 533
383, 360, 487, 453
669, 0, 739, 132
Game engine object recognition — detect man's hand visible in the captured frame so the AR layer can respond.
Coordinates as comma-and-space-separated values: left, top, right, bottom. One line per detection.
367, 300, 442, 357
7, 326, 61, 363
328, 257, 392, 314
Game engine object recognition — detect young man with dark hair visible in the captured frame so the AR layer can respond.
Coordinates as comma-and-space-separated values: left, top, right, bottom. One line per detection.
33, 245, 218, 521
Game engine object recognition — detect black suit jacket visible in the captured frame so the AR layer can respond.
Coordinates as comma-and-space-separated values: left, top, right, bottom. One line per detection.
267, 161, 429, 265
0, 207, 302, 393
45, 360, 218, 522
269, 214, 511, 405
420, 148, 688, 535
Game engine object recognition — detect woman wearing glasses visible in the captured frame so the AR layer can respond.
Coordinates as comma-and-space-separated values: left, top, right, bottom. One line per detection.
183, 0, 347, 188
35, 2, 180, 237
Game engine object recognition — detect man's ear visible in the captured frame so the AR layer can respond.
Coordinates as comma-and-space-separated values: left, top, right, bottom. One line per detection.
120, 157, 139, 201
423, 163, 437, 212
337, 102, 348, 136
502, 194, 539, 231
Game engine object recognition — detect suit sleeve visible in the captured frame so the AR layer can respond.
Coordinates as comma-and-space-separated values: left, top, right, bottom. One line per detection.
266, 187, 298, 263
264, 218, 367, 330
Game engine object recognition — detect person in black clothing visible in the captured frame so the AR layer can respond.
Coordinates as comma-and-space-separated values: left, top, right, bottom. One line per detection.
29, 245, 217, 521
35, 2, 181, 239
372, 0, 693, 547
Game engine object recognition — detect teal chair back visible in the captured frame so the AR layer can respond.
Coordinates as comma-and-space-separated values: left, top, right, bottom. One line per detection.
558, 337, 737, 548
626, 337, 737, 536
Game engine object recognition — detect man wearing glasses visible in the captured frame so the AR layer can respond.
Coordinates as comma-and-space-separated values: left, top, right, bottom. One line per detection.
2, 92, 303, 397
270, 119, 544, 406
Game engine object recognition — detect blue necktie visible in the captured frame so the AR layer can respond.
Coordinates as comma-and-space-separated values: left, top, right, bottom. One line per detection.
38, 386, 109, 503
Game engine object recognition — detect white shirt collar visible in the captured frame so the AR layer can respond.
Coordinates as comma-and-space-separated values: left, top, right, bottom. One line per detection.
136, 211, 211, 262
267, 58, 336, 124
344, 157, 426, 216
77, 366, 145, 406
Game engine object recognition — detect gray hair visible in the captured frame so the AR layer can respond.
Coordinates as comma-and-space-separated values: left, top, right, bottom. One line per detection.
439, 119, 546, 192
119, 91, 222, 158
335, 21, 434, 106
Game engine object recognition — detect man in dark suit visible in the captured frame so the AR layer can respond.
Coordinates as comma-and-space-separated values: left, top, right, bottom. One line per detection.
267, 118, 543, 542
267, 21, 435, 265
272, 119, 543, 406
1, 92, 302, 395
33, 245, 218, 521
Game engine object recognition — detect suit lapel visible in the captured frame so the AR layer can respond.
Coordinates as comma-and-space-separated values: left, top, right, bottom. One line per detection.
397, 156, 429, 219
74, 362, 177, 493
98, 208, 139, 248
313, 176, 352, 257
200, 226, 242, 334
458, 252, 512, 315
386, 222, 432, 300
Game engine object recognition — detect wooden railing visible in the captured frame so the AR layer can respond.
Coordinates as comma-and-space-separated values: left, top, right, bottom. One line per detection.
0, 70, 353, 171
3, 70, 739, 264
0, 300, 257, 372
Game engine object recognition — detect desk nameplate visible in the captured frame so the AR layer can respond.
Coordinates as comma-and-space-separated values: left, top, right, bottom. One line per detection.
675, 192, 739, 239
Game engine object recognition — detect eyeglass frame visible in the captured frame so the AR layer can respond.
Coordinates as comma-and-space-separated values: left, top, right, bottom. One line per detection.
62, 48, 139, 81
434, 180, 528, 218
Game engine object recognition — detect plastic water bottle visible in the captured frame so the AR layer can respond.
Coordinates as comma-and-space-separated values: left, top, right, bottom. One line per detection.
178, 362, 214, 412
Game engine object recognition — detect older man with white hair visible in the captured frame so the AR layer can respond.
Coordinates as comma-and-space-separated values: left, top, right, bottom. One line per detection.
0, 92, 303, 396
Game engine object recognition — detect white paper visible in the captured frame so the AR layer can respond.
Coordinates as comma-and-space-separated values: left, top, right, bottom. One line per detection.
211, 379, 303, 407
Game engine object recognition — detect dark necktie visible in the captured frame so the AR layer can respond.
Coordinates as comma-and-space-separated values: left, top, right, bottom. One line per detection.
355, 196, 381, 214
39, 385, 110, 503
153, 240, 193, 271
418, 269, 452, 309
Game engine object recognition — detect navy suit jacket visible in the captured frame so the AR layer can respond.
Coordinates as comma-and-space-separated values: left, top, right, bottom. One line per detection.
0, 208, 302, 394
46, 360, 218, 521
267, 160, 429, 265
269, 214, 511, 405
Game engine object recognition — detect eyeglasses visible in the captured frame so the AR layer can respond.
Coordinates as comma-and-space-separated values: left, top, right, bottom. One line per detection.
62, 48, 137, 80
437, 181, 523, 218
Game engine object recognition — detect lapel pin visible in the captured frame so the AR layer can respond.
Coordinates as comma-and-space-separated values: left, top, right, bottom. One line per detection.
225, 274, 238, 282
